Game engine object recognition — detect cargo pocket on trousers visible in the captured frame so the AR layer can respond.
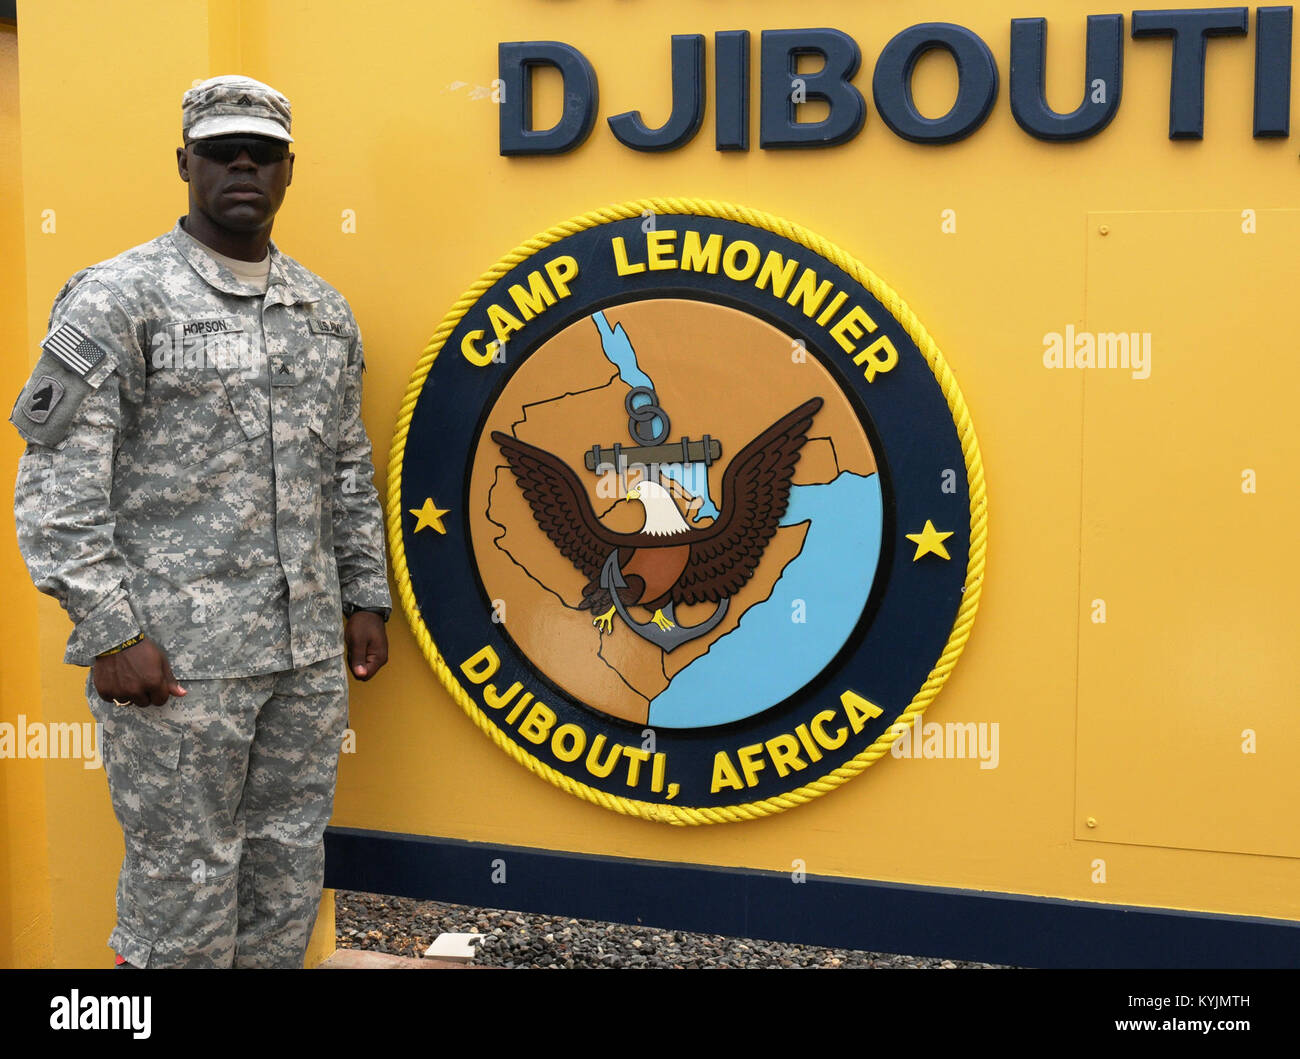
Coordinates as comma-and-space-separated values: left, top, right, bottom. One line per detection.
107, 709, 186, 862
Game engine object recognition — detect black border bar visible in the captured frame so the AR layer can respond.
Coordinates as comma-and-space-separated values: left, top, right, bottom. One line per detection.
325, 827, 1300, 969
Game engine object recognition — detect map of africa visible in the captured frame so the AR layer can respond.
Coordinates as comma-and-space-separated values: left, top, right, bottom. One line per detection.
469, 299, 883, 729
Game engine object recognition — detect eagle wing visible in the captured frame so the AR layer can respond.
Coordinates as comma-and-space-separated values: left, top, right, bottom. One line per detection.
675, 397, 823, 606
491, 431, 643, 582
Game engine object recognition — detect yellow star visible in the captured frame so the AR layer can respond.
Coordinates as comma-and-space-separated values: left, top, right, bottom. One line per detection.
410, 498, 449, 534
905, 520, 953, 561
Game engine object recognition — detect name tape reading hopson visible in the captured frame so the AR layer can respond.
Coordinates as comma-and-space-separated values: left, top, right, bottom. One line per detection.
391, 201, 986, 825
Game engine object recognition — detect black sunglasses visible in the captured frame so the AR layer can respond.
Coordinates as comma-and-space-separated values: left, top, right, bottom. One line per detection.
190, 136, 291, 165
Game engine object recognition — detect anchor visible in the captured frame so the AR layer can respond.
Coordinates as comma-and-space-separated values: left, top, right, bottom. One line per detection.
600, 551, 730, 651
585, 386, 721, 493
586, 381, 731, 648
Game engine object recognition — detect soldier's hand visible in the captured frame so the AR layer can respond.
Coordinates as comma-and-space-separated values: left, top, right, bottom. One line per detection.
344, 611, 388, 680
93, 638, 188, 707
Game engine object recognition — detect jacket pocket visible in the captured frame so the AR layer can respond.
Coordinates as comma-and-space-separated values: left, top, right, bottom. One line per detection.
143, 320, 265, 468
306, 337, 348, 452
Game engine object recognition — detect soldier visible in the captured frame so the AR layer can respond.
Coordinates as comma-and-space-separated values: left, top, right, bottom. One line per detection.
9, 75, 391, 968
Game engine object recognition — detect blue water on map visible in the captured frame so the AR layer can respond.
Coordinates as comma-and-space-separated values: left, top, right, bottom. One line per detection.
593, 312, 654, 390
647, 471, 883, 729
592, 311, 719, 521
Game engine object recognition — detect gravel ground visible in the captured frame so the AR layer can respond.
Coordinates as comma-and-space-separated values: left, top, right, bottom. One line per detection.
334, 890, 1006, 969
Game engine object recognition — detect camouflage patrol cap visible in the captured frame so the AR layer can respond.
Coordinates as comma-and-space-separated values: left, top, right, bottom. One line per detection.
183, 75, 293, 143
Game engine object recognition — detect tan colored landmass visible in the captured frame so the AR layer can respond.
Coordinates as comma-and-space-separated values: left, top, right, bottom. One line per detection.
596, 622, 669, 703
486, 467, 587, 607
475, 484, 652, 724
595, 495, 645, 533
791, 437, 840, 487
470, 298, 879, 722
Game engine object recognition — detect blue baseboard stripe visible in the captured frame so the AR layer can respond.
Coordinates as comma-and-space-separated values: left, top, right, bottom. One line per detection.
324, 826, 1300, 968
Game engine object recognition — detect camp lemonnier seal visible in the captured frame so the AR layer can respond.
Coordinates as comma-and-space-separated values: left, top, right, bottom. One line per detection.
391, 200, 986, 825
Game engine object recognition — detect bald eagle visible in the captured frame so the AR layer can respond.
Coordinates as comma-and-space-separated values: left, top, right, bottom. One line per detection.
490, 397, 822, 635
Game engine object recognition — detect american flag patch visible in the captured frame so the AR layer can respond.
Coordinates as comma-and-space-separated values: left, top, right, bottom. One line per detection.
41, 322, 107, 377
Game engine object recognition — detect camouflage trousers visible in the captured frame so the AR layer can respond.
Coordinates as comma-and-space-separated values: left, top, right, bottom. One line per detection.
87, 654, 348, 968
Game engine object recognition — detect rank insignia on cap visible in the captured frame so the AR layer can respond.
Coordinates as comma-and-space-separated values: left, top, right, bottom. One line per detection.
23, 375, 64, 423
41, 323, 107, 377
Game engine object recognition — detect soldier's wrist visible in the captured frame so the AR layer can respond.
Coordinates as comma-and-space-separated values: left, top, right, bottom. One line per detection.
65, 587, 142, 667
97, 632, 146, 658
342, 604, 389, 622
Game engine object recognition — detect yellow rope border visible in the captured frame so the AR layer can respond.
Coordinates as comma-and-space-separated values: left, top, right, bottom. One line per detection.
387, 198, 987, 827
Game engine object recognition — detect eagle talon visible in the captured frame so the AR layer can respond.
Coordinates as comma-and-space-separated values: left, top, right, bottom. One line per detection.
593, 607, 616, 633
651, 609, 675, 631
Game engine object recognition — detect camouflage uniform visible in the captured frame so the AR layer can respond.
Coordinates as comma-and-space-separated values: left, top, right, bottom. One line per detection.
11, 218, 390, 967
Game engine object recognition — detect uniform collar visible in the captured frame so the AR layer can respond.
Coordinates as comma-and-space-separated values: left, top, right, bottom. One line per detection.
170, 218, 317, 307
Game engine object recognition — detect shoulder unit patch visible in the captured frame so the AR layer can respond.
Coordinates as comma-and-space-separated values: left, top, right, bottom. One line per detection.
21, 375, 65, 424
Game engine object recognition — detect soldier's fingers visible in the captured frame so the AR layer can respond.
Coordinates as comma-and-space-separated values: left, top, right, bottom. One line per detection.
99, 675, 133, 705
363, 632, 388, 675
161, 656, 187, 697
113, 676, 143, 707
346, 630, 368, 677
353, 646, 381, 678
138, 661, 169, 707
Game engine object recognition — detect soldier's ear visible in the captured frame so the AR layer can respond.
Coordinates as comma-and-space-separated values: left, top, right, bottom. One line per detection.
286, 152, 294, 188
177, 145, 190, 182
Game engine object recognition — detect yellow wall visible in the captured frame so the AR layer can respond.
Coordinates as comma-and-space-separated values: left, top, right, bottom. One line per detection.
0, 15, 53, 969
5, 0, 1298, 966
